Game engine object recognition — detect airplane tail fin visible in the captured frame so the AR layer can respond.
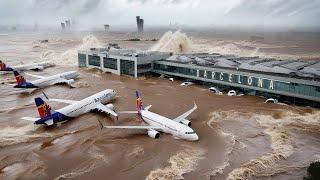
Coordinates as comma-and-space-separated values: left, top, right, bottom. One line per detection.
0, 60, 6, 70
35, 97, 52, 118
0, 60, 12, 71
13, 70, 26, 85
135, 91, 144, 113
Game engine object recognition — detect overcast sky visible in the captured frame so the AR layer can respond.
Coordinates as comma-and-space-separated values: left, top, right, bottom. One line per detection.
0, 0, 319, 30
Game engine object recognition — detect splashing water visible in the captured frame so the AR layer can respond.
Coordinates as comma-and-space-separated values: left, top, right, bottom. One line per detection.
205, 110, 320, 180
146, 147, 205, 180
41, 35, 103, 66
149, 31, 192, 54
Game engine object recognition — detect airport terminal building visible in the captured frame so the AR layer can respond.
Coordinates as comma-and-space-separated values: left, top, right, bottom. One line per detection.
78, 49, 320, 106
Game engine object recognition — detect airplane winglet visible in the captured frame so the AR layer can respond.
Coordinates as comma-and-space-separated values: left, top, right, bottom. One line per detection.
42, 91, 49, 100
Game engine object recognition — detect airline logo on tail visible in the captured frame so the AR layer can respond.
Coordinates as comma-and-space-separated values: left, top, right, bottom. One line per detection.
13, 70, 26, 85
136, 91, 144, 114
35, 97, 52, 118
0, 60, 5, 70
0, 60, 12, 71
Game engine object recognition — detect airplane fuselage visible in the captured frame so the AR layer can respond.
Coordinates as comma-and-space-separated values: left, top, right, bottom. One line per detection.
14, 71, 79, 89
14, 61, 55, 71
34, 89, 116, 125
140, 110, 199, 141
0, 61, 55, 73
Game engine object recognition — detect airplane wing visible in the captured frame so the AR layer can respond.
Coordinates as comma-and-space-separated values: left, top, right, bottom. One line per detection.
48, 99, 78, 104
173, 102, 197, 122
103, 125, 162, 130
24, 72, 45, 79
52, 78, 70, 84
95, 103, 118, 117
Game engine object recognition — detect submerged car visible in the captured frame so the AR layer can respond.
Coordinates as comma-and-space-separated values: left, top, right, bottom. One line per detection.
180, 82, 194, 86
209, 87, 222, 95
265, 98, 278, 104
227, 90, 237, 96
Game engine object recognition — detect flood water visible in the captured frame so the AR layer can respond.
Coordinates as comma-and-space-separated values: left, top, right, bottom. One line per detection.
0, 30, 319, 180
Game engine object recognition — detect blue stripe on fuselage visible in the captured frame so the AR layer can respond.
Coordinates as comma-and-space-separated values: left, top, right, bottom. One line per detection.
34, 111, 71, 125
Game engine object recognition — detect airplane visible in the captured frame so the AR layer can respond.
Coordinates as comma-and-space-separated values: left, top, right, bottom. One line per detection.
21, 89, 118, 126
103, 91, 199, 141
0, 60, 55, 73
12, 70, 79, 89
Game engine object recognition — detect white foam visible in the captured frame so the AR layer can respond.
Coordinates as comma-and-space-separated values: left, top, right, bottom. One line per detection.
149, 31, 192, 53
146, 147, 205, 180
41, 35, 103, 66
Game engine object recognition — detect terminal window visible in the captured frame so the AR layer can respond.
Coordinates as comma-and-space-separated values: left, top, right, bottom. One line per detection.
103, 57, 117, 70
137, 63, 152, 69
78, 53, 86, 67
120, 60, 135, 76
88, 55, 101, 67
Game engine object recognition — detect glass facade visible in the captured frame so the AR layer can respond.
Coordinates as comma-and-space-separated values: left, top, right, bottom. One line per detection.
120, 60, 135, 76
103, 57, 117, 70
88, 55, 101, 67
153, 63, 320, 99
78, 53, 86, 67
137, 63, 152, 70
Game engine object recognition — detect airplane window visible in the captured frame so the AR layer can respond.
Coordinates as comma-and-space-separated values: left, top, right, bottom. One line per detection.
185, 132, 195, 134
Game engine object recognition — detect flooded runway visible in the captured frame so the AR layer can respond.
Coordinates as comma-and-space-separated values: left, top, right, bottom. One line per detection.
0, 31, 319, 179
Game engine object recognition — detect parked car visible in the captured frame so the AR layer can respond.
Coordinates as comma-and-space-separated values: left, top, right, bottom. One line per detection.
180, 82, 194, 86
209, 87, 222, 95
227, 90, 237, 96
169, 78, 174, 81
265, 98, 278, 104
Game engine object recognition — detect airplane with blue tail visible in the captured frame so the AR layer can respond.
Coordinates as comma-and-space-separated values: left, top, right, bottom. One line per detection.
0, 60, 55, 74
103, 91, 199, 141
22, 89, 118, 126
12, 70, 79, 89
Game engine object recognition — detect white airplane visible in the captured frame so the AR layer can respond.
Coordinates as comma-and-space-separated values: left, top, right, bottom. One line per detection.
22, 89, 118, 126
12, 70, 79, 89
104, 91, 199, 141
0, 60, 55, 73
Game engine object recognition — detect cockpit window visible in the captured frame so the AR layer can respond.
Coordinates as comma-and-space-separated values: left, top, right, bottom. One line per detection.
185, 132, 195, 134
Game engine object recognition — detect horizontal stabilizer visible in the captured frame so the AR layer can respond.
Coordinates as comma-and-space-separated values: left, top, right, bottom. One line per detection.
44, 119, 54, 126
144, 105, 152, 110
21, 117, 38, 121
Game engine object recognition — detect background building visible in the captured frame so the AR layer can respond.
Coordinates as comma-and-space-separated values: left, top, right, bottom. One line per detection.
136, 16, 144, 33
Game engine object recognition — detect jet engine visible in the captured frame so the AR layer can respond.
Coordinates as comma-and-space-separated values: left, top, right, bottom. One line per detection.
147, 129, 160, 139
31, 66, 44, 71
180, 120, 191, 127
106, 104, 115, 111
66, 79, 75, 85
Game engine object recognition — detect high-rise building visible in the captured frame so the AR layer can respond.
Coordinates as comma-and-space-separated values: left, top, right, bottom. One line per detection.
61, 22, 65, 30
136, 16, 144, 33
104, 24, 110, 31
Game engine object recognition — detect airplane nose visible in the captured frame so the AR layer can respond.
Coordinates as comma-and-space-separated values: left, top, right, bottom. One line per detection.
190, 134, 199, 141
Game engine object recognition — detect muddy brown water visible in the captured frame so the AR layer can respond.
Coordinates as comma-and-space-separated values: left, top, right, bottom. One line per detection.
0, 31, 319, 180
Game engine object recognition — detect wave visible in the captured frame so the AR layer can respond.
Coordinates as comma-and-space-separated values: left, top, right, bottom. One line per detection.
146, 147, 205, 180
41, 35, 103, 66
205, 111, 237, 178
149, 31, 192, 54
226, 110, 320, 179
54, 152, 108, 179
